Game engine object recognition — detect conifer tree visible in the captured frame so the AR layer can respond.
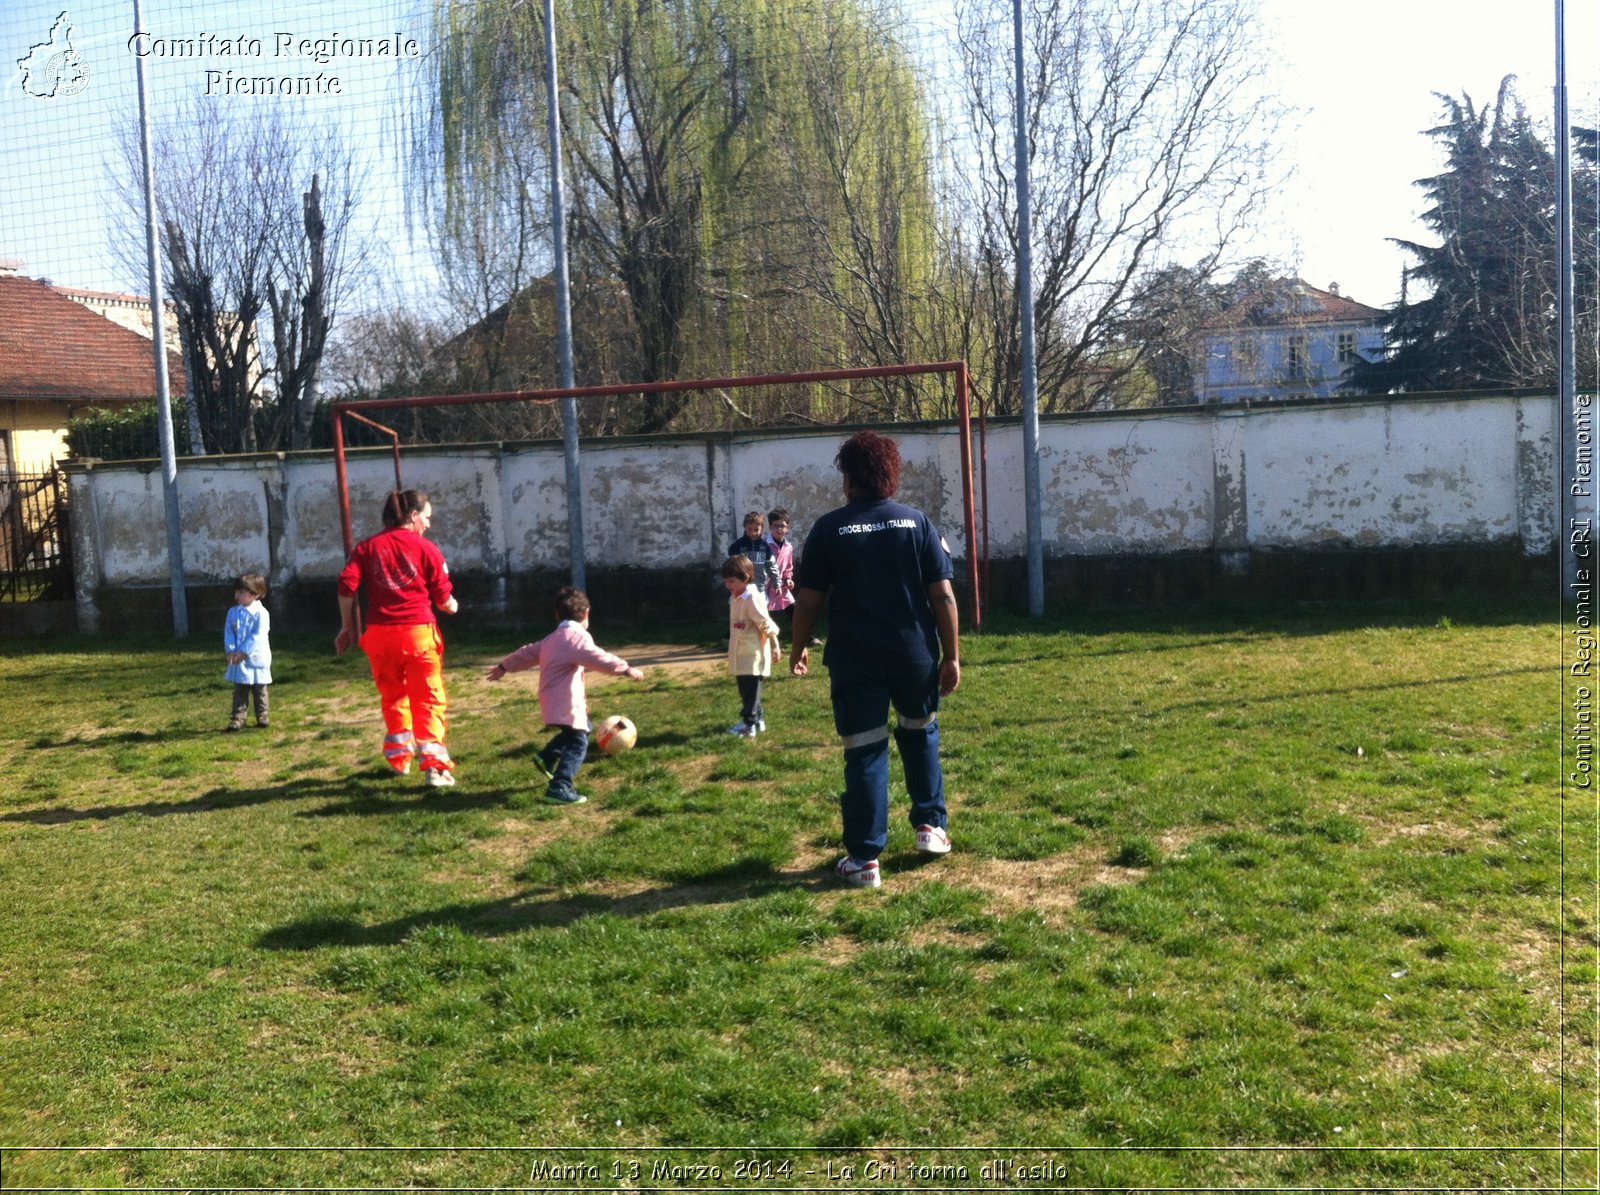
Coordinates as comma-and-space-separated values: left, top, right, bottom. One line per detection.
1346, 78, 1584, 394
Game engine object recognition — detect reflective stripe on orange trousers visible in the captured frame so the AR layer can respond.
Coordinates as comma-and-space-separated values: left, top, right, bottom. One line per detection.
361, 623, 449, 756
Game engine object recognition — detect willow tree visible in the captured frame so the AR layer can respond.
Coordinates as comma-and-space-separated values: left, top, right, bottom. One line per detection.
424, 0, 940, 432
761, 2, 944, 420
423, 1, 557, 394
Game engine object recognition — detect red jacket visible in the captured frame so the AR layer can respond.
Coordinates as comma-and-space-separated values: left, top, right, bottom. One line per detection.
338, 527, 453, 625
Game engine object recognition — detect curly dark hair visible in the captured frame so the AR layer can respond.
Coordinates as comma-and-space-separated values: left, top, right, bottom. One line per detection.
553, 586, 591, 622
835, 430, 901, 499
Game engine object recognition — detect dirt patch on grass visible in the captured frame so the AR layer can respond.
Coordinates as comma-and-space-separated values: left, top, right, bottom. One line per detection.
817, 935, 868, 966
1367, 818, 1485, 849
954, 848, 1135, 923
303, 693, 387, 728
613, 643, 725, 681
458, 643, 724, 687
433, 811, 623, 896
431, 817, 1175, 935
661, 753, 725, 785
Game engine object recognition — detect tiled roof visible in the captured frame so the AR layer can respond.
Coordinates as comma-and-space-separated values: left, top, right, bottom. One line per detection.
1205, 278, 1385, 330
0, 274, 185, 403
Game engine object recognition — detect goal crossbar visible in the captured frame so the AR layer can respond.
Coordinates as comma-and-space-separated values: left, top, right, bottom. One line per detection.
331, 361, 984, 628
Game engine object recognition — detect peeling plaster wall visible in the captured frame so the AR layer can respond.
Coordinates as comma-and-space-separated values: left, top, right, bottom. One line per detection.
63, 394, 1556, 621
63, 428, 969, 590
1027, 413, 1217, 554
1243, 398, 1523, 548
86, 461, 276, 585
994, 393, 1550, 558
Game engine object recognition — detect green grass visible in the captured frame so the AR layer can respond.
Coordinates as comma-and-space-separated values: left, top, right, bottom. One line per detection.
0, 598, 1590, 1192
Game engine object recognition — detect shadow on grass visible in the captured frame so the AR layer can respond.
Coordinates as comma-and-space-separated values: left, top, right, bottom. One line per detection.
257, 858, 839, 948
27, 725, 236, 749
297, 785, 524, 818
0, 773, 513, 825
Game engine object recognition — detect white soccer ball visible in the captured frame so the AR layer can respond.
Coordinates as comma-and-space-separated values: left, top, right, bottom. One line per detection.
595, 714, 637, 755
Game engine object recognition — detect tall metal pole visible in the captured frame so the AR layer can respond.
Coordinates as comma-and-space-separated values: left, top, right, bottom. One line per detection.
132, 0, 187, 636
1556, 0, 1576, 496
1013, 0, 1044, 617
1556, 0, 1584, 598
543, 0, 586, 590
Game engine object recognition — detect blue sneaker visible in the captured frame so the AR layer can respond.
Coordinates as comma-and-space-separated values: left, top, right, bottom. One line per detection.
544, 789, 588, 805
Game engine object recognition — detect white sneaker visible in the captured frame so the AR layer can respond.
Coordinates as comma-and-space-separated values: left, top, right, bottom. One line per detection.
424, 768, 456, 788
834, 856, 882, 888
756, 718, 766, 733
914, 824, 952, 855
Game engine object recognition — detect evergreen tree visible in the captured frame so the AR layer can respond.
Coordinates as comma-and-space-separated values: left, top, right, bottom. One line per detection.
1575, 125, 1599, 391
1347, 78, 1562, 394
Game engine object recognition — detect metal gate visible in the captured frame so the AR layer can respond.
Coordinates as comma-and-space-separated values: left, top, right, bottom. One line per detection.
0, 468, 72, 601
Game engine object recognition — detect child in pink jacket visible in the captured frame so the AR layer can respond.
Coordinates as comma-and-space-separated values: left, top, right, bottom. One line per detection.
486, 586, 643, 804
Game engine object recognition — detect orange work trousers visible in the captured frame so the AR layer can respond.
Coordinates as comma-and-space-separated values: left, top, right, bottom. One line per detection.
360, 622, 451, 773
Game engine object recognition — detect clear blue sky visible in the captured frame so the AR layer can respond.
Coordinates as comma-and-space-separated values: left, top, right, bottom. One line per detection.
3, 0, 1595, 309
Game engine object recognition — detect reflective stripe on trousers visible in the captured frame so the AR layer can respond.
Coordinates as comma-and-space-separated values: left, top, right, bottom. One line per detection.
362, 622, 449, 766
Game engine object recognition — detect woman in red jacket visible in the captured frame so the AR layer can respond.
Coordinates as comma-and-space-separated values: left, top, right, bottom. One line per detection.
336, 489, 460, 786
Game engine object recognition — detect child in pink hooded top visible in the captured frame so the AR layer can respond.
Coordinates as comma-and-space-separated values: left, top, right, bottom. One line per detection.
486, 585, 643, 805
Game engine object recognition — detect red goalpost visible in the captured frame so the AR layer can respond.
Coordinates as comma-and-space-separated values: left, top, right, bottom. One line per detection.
330, 361, 988, 628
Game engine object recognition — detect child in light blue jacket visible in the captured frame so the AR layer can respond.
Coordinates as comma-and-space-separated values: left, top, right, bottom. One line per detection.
224, 573, 273, 730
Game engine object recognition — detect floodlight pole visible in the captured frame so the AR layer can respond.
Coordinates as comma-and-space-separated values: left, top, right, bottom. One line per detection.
132, 0, 188, 636
1013, 0, 1044, 617
543, 0, 586, 590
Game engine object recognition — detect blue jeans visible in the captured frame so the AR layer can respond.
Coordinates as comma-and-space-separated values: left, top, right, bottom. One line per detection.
540, 726, 589, 799
736, 675, 765, 725
829, 659, 946, 861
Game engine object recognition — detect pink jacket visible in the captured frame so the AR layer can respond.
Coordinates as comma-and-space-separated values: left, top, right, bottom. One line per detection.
497, 621, 634, 730
766, 536, 795, 612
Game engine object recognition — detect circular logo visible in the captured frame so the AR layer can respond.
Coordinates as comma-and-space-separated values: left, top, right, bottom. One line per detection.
44, 49, 89, 97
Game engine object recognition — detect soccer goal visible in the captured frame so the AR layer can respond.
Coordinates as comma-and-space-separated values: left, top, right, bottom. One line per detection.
330, 362, 988, 627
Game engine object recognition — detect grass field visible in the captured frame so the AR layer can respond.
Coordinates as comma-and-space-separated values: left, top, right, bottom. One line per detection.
0, 597, 1592, 1192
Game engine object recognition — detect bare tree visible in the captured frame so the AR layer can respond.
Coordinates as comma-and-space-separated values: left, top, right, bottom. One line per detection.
321, 302, 452, 400
949, 0, 1282, 414
112, 102, 366, 452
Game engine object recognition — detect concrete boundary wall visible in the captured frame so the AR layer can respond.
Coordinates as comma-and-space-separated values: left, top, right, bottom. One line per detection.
62, 391, 1556, 630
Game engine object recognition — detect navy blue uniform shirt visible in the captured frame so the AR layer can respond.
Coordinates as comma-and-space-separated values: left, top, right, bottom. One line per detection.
796, 496, 953, 669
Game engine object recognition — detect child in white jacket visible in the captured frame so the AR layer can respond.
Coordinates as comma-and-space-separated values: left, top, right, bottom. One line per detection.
722, 555, 780, 738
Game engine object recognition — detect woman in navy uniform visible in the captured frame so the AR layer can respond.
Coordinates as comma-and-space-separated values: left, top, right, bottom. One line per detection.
789, 430, 961, 888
